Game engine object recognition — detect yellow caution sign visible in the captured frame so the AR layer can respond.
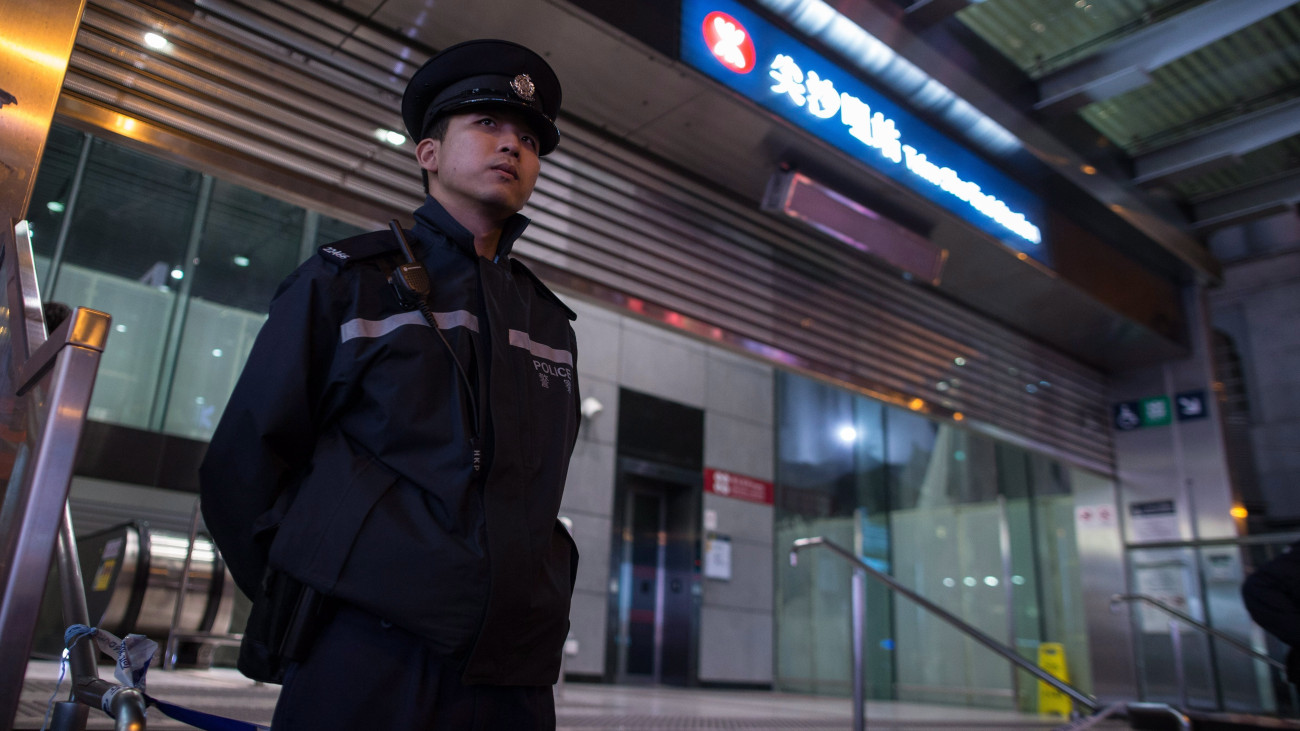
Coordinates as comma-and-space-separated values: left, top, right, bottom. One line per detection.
1037, 642, 1072, 717
92, 559, 116, 592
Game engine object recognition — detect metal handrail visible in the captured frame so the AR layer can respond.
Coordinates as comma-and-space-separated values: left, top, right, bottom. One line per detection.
0, 219, 140, 731
790, 537, 1191, 731
1111, 593, 1286, 672
791, 537, 1099, 711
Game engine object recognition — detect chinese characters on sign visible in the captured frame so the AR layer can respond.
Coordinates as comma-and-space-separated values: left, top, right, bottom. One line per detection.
764, 52, 1040, 245
682, 0, 1047, 259
704, 468, 774, 505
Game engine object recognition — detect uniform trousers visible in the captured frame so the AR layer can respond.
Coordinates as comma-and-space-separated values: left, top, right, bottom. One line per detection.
270, 603, 556, 730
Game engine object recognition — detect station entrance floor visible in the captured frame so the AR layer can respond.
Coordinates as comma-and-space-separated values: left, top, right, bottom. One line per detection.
16, 660, 1107, 729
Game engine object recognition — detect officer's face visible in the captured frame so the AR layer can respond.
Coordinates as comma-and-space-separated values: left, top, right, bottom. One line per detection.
418, 108, 542, 223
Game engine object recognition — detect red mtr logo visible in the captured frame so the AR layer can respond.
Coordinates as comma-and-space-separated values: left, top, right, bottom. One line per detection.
702, 11, 756, 73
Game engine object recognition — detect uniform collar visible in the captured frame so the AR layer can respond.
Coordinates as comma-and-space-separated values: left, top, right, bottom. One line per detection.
412, 195, 530, 261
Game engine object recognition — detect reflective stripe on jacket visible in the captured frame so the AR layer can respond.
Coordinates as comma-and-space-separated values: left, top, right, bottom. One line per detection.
200, 196, 581, 685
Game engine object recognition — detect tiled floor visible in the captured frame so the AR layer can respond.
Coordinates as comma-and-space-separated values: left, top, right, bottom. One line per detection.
15, 660, 1106, 730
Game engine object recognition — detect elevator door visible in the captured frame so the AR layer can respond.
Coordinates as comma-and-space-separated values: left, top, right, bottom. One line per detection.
615, 474, 696, 685
620, 489, 666, 681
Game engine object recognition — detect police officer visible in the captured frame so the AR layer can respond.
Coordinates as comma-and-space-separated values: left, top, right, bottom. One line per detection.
200, 39, 580, 729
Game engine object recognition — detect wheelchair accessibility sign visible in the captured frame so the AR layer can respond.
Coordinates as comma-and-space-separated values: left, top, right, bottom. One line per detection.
1113, 396, 1172, 431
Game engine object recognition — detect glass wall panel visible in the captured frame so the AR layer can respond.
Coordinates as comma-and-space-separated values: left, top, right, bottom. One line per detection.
189, 180, 306, 313
54, 264, 174, 427
887, 412, 1014, 708
161, 181, 306, 439
39, 136, 201, 429
24, 124, 85, 285
55, 137, 200, 284
25, 124, 372, 437
316, 216, 367, 249
162, 301, 266, 440
774, 374, 891, 697
774, 371, 1093, 713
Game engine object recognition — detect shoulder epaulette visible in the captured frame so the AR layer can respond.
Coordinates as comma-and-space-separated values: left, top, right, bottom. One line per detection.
317, 229, 402, 268
512, 258, 577, 321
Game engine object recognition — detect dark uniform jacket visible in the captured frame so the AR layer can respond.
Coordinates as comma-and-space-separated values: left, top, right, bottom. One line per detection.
1242, 541, 1300, 684
199, 196, 581, 685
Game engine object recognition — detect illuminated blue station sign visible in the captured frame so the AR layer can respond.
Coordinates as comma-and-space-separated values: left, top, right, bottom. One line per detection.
680, 0, 1047, 261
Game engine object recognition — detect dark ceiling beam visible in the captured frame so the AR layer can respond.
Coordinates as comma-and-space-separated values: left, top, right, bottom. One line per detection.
1134, 98, 1300, 185
1193, 170, 1300, 230
1034, 0, 1294, 115
821, 0, 1219, 281
901, 0, 972, 31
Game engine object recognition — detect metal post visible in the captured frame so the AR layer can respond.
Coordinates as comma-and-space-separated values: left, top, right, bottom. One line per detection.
165, 498, 203, 670
0, 309, 110, 730
1170, 619, 1188, 710
852, 567, 866, 731
149, 173, 213, 430
52, 503, 95, 731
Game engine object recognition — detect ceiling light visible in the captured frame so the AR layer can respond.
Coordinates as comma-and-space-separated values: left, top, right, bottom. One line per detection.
143, 32, 169, 50
376, 128, 406, 146
46, 201, 65, 213
211, 348, 223, 357
170, 268, 184, 280
837, 425, 858, 443
232, 255, 250, 267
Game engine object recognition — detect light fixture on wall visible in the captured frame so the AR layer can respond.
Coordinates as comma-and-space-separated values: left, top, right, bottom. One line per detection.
580, 397, 603, 420
762, 169, 946, 284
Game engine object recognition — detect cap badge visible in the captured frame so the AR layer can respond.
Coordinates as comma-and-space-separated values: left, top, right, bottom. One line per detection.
510, 73, 536, 102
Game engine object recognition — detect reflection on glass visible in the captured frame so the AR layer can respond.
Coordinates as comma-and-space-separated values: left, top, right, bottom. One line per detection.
27, 123, 370, 437
774, 371, 1093, 712
23, 125, 84, 285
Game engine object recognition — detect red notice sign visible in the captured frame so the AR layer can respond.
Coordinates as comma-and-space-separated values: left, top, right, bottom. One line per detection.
704, 468, 774, 505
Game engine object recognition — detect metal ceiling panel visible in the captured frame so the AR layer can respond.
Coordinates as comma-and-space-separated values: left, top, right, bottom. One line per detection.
1133, 98, 1300, 184
1078, 5, 1300, 156
957, 0, 1212, 77
1034, 0, 1294, 112
54, 0, 1149, 472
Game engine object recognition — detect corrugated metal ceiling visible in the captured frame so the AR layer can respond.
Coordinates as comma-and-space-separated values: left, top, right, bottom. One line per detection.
959, 0, 1212, 76
1077, 5, 1300, 155
956, 0, 1300, 206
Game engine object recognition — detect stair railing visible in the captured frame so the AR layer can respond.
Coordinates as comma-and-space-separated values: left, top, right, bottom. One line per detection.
0, 219, 142, 731
790, 536, 1191, 731
1111, 593, 1287, 709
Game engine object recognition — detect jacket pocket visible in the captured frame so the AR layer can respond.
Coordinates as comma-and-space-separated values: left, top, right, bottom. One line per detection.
269, 440, 399, 593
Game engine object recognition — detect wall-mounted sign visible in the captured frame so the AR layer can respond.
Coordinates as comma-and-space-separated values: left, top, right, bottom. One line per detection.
1113, 401, 1142, 431
1075, 504, 1117, 529
1130, 499, 1180, 542
704, 532, 732, 580
705, 468, 774, 505
1140, 396, 1172, 427
1175, 389, 1208, 421
1113, 396, 1174, 431
680, 0, 1048, 262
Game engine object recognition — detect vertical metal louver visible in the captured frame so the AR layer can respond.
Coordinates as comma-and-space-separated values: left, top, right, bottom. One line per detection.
61, 0, 1115, 474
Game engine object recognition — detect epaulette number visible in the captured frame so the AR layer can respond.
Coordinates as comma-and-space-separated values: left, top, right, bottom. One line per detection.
322, 246, 350, 260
